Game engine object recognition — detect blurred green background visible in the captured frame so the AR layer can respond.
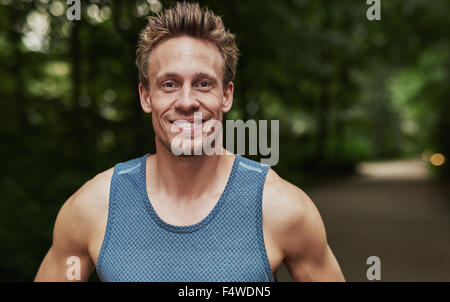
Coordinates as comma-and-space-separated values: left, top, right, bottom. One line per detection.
0, 0, 448, 281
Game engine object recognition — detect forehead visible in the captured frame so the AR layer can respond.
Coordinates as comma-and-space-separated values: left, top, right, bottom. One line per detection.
148, 36, 224, 80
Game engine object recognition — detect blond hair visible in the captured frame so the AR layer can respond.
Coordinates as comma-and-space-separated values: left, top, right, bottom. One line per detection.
136, 2, 239, 90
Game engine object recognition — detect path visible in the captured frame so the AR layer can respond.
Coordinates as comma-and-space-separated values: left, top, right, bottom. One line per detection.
276, 158, 450, 281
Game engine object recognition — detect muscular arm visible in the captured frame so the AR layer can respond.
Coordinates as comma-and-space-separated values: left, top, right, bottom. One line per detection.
34, 169, 112, 281
264, 170, 345, 282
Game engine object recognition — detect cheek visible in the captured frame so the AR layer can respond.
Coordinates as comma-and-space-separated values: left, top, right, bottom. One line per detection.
208, 89, 222, 101
198, 90, 224, 109
149, 93, 170, 115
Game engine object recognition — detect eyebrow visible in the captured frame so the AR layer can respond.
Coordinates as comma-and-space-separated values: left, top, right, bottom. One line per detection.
155, 72, 218, 84
155, 72, 179, 83
192, 72, 217, 81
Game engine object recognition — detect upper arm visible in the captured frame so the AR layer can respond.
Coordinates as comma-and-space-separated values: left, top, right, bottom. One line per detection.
283, 192, 345, 281
34, 193, 94, 281
34, 169, 112, 282
264, 170, 345, 282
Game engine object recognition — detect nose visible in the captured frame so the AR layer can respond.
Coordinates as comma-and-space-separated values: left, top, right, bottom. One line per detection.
174, 84, 200, 113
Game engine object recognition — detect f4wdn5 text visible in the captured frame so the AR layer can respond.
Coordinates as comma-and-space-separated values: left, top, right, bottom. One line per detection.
178, 286, 271, 299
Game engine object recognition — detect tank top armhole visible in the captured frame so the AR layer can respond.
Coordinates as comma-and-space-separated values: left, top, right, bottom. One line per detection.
95, 164, 119, 279
256, 166, 276, 282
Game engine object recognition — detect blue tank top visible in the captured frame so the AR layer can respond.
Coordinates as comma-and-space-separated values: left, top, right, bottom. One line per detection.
96, 153, 275, 282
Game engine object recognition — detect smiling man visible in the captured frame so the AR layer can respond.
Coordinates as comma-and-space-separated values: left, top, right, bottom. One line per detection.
34, 2, 344, 282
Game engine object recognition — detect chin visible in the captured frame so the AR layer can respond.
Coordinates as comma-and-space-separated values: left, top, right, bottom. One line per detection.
168, 133, 220, 157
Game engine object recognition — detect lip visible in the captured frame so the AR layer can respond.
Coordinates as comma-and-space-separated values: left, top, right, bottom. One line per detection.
170, 117, 199, 123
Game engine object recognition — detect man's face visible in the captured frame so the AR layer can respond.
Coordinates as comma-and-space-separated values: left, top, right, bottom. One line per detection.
139, 36, 233, 156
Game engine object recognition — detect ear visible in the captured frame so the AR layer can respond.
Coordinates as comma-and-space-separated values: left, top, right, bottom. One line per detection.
222, 81, 234, 113
139, 83, 152, 113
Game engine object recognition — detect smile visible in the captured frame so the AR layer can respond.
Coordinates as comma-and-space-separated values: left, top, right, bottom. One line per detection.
170, 117, 211, 133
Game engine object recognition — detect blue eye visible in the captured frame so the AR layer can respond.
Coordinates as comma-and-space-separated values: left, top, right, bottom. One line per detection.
198, 81, 212, 88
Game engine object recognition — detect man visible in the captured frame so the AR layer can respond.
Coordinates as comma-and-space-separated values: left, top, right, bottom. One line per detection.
35, 2, 345, 282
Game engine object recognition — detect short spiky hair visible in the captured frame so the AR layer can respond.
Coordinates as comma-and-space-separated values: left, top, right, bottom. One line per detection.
136, 2, 239, 90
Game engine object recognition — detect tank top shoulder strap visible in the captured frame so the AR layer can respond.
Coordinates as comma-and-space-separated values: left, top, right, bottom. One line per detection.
231, 154, 270, 194
110, 154, 148, 198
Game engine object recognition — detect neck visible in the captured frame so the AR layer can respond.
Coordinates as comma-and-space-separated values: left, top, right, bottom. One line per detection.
148, 143, 235, 201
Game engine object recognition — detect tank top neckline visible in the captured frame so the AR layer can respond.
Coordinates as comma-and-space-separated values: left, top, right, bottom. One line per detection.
140, 153, 240, 234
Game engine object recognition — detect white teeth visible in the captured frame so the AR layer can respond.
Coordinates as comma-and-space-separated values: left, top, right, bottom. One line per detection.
173, 120, 205, 127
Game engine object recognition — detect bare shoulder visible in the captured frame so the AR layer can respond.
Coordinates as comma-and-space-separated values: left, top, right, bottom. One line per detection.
263, 168, 320, 229
53, 167, 114, 251
262, 169, 345, 281
262, 168, 327, 257
63, 167, 113, 222
72, 167, 114, 214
